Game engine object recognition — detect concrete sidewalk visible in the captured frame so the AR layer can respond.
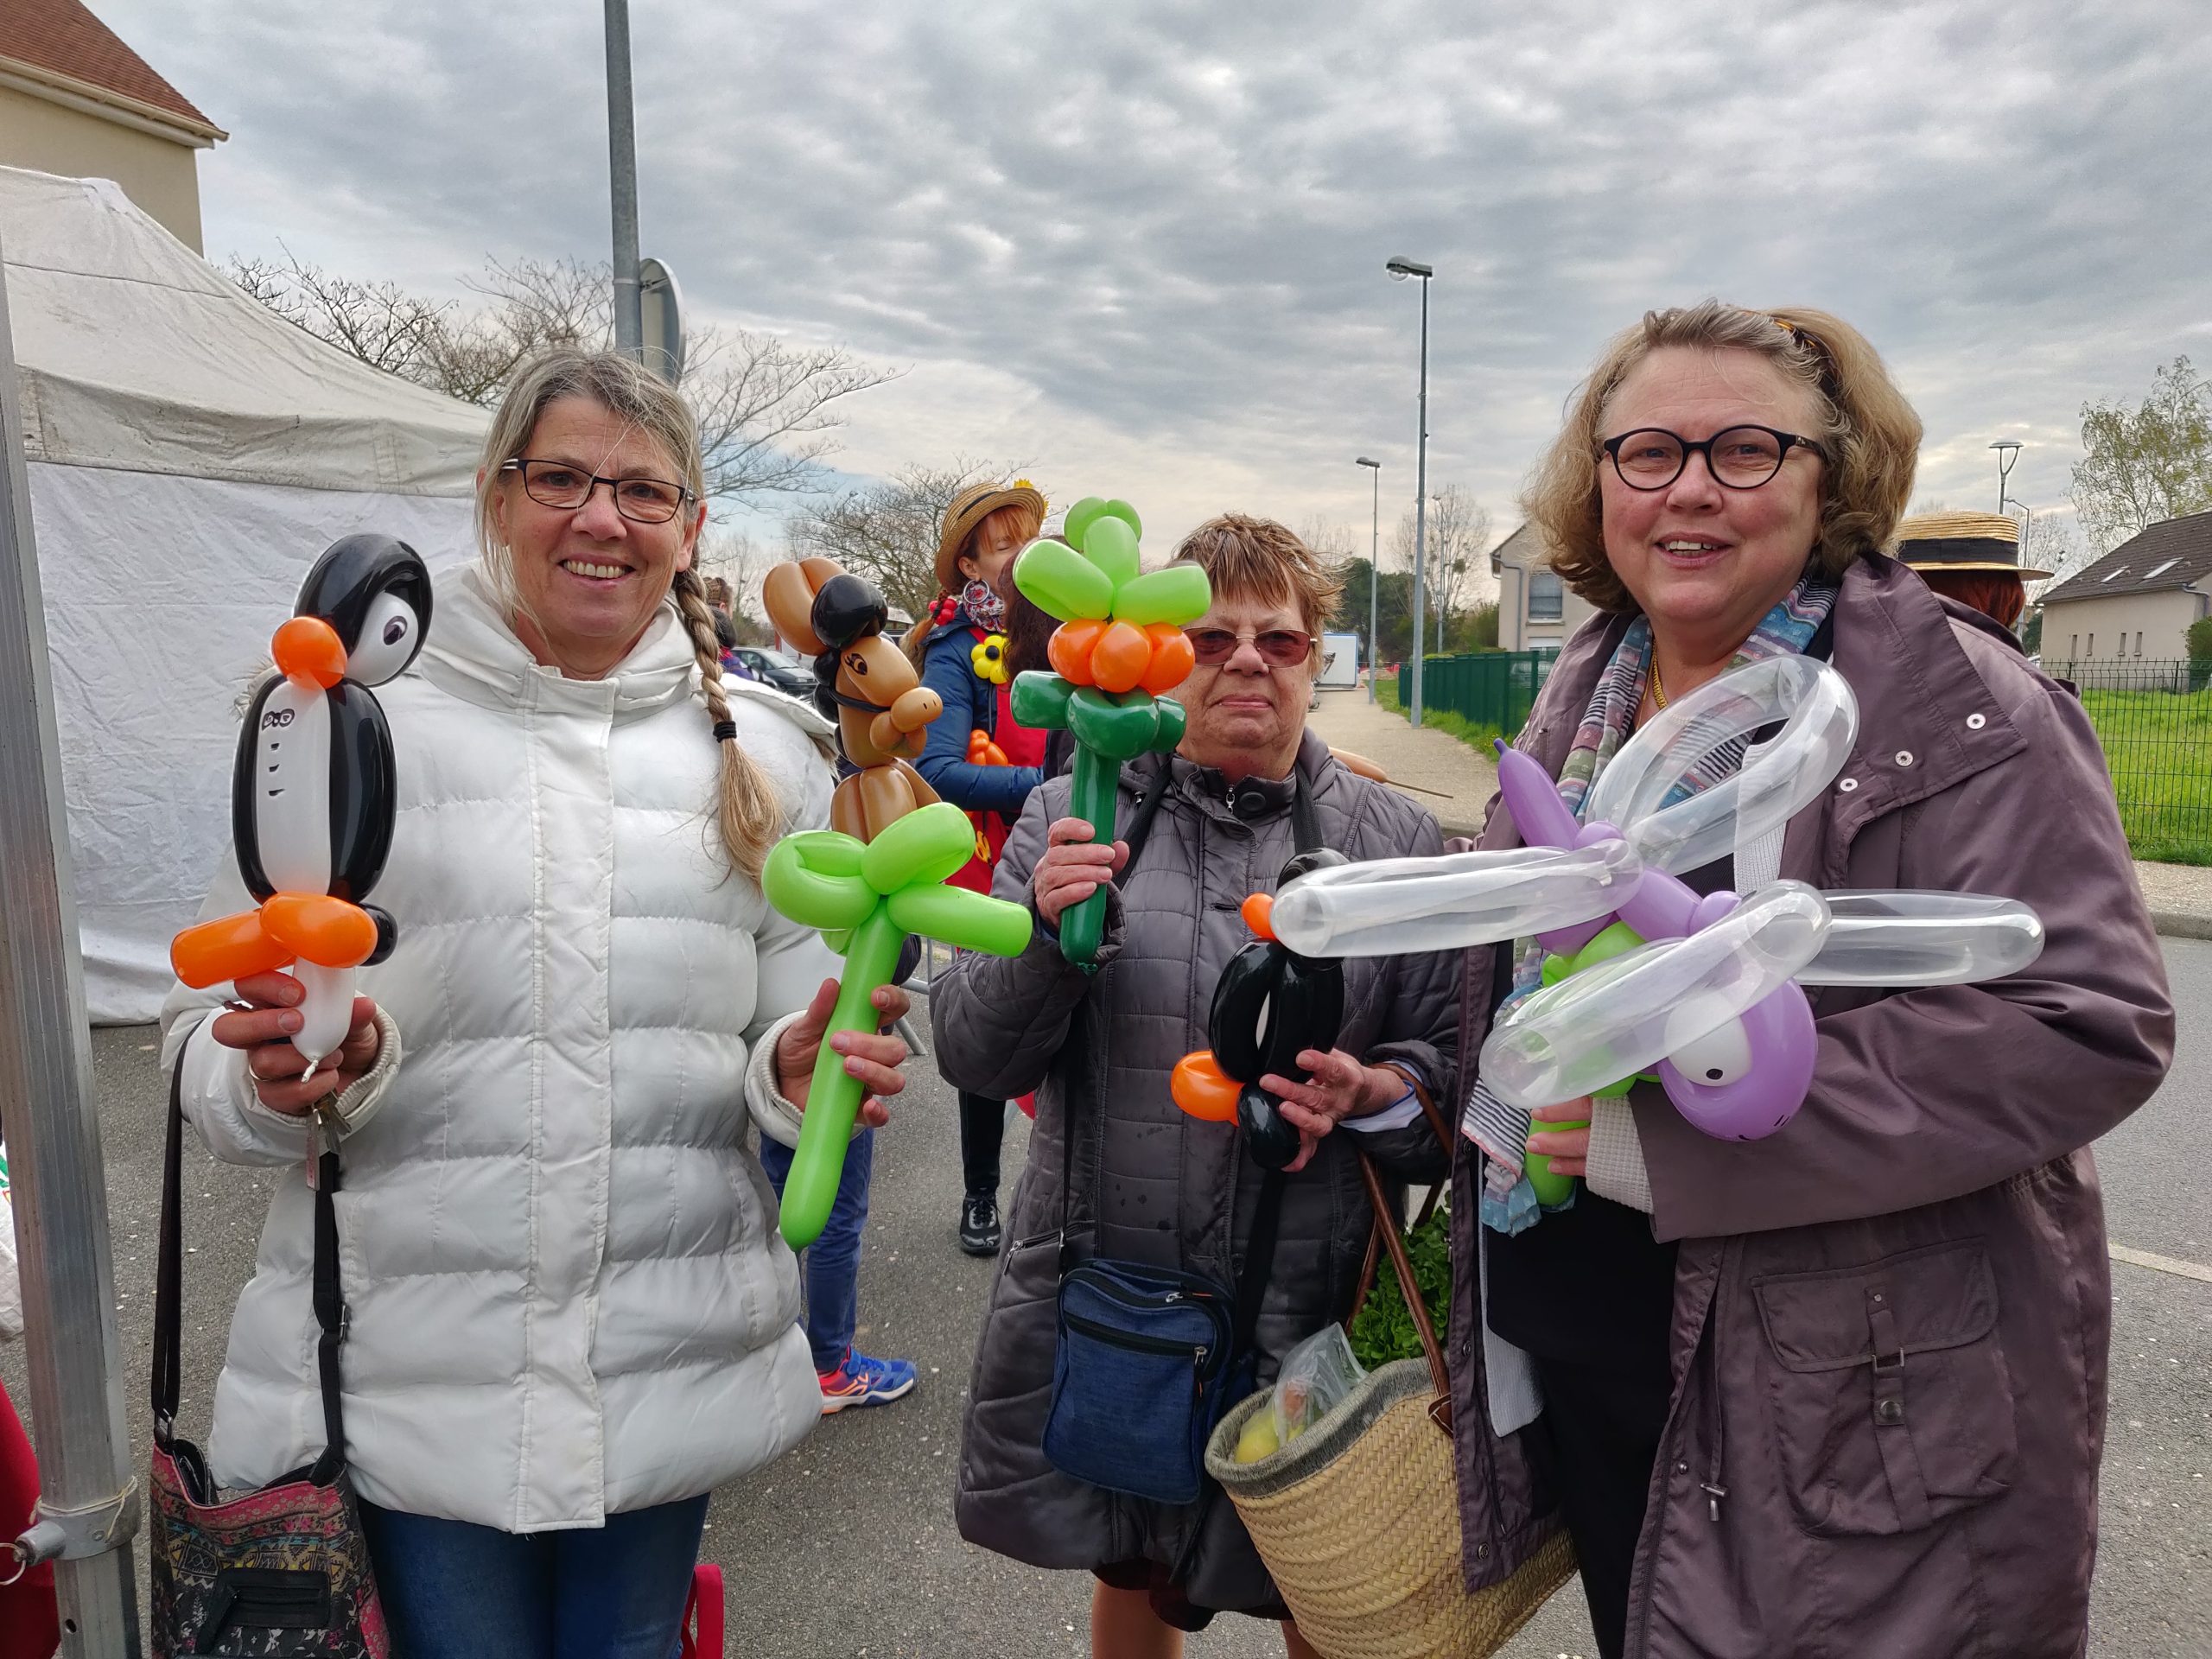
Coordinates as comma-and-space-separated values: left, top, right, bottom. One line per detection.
1306, 687, 1497, 840
1309, 686, 2212, 941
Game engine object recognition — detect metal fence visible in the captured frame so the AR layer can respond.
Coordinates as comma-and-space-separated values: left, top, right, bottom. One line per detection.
1398, 650, 1556, 738
2043, 659, 2212, 862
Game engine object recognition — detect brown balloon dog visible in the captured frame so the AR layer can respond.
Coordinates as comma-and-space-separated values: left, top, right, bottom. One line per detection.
762, 556, 944, 842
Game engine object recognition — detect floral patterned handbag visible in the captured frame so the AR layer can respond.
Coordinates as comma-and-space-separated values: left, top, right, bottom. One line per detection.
149, 1061, 388, 1657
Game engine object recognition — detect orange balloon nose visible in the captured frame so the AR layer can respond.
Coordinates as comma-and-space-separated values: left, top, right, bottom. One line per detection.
1241, 892, 1275, 942
272, 616, 346, 689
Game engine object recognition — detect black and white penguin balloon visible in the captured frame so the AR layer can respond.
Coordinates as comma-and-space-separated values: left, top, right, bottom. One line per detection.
172, 535, 431, 1075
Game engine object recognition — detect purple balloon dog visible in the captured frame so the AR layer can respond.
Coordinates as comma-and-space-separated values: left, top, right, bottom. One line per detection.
1493, 741, 1819, 1141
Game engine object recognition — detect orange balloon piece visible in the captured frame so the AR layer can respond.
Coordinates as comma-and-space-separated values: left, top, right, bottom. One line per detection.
1048, 619, 1107, 686
1241, 892, 1275, 942
967, 730, 1007, 766
1138, 625, 1195, 694
1090, 621, 1150, 695
272, 616, 347, 689
262, 893, 378, 968
1171, 1051, 1242, 1122
170, 911, 290, 989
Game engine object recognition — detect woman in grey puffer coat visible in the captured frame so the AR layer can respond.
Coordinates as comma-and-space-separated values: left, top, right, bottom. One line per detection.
931, 515, 1459, 1656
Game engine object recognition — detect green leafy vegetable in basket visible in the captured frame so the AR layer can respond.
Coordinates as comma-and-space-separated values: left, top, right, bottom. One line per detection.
1347, 1205, 1452, 1370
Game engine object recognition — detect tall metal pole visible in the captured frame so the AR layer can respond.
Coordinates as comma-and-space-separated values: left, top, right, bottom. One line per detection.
1410, 276, 1429, 728
604, 0, 644, 360
1357, 457, 1381, 702
0, 231, 143, 1656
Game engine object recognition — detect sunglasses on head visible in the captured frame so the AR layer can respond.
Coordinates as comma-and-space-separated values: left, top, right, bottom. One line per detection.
1183, 626, 1316, 666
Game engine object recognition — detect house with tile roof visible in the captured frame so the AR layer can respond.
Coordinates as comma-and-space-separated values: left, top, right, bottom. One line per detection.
2037, 510, 2212, 668
0, 0, 224, 250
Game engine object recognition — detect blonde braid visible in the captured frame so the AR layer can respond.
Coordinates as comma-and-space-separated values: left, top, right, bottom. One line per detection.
671, 567, 785, 882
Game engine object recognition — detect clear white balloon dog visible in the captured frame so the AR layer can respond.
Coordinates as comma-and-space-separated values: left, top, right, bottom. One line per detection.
1273, 658, 2044, 1144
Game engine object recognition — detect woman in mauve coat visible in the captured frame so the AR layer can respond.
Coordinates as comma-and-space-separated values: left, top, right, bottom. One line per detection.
1444, 301, 2174, 1659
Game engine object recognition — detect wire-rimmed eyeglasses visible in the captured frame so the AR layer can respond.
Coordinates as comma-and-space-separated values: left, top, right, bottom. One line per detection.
501, 458, 696, 524
1599, 425, 1826, 492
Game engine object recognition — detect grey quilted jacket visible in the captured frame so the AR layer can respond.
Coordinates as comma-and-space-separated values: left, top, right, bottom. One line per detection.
932, 728, 1459, 1613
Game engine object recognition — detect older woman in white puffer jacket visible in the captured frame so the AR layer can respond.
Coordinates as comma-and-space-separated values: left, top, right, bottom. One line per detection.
159, 349, 911, 1658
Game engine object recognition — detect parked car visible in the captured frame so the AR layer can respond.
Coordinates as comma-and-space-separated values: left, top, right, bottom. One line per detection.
732, 645, 817, 699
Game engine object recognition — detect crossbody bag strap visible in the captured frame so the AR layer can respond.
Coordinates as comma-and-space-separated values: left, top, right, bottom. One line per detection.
1056, 762, 1177, 1263
152, 1057, 186, 1441
155, 1036, 352, 1481
307, 1125, 349, 1482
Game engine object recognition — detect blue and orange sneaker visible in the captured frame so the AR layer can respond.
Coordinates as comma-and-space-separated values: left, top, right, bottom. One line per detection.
817, 1348, 917, 1414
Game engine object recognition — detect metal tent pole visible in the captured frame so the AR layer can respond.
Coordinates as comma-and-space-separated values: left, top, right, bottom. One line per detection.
0, 227, 143, 1655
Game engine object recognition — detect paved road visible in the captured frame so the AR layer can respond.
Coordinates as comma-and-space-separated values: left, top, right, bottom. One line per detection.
5, 940, 2207, 1656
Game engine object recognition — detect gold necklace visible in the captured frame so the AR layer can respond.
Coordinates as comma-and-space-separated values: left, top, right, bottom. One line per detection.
1649, 658, 1669, 710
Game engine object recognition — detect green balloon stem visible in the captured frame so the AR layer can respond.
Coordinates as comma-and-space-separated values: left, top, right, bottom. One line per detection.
1058, 741, 1121, 966
1525, 1124, 1587, 1209
779, 903, 906, 1249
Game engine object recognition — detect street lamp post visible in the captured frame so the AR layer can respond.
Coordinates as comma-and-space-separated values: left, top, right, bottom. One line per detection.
1386, 256, 1433, 727
1356, 458, 1381, 702
603, 0, 644, 360
1989, 440, 2021, 516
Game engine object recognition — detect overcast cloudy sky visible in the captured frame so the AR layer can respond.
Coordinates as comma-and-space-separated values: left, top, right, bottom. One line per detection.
99, 0, 2212, 559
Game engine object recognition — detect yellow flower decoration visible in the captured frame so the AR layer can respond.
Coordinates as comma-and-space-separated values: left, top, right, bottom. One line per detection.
971, 632, 1010, 684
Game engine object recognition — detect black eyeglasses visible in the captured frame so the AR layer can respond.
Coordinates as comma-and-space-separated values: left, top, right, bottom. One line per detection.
1599, 425, 1826, 492
501, 458, 696, 524
1184, 626, 1316, 666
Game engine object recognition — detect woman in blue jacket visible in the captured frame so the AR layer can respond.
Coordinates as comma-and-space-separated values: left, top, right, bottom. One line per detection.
905, 480, 1047, 1254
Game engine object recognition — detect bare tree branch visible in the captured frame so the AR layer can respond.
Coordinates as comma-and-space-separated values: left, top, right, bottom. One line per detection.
224, 251, 897, 508
783, 461, 1015, 624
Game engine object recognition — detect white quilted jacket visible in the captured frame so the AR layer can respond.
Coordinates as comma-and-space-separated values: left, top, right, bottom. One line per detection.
160, 563, 839, 1531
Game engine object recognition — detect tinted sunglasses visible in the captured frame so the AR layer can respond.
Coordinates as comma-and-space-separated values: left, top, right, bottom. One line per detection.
1183, 626, 1315, 666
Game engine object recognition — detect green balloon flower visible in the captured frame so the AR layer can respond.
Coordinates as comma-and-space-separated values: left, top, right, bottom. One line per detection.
1010, 496, 1211, 966
763, 801, 1032, 1247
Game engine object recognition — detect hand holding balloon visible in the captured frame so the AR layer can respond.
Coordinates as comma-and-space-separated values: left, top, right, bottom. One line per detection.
1032, 817, 1129, 930
1524, 1097, 1593, 1193
207, 973, 383, 1116
1258, 1047, 1404, 1174
1171, 855, 1351, 1171
773, 976, 912, 1130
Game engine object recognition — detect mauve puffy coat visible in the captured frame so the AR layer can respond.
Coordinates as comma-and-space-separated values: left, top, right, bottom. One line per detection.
1446, 555, 2175, 1657
931, 730, 1459, 1614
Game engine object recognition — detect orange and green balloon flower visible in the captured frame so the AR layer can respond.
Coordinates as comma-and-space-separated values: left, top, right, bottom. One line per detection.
1011, 498, 1211, 965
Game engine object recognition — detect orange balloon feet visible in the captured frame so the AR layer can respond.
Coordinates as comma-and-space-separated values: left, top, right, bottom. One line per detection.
1171, 1051, 1242, 1122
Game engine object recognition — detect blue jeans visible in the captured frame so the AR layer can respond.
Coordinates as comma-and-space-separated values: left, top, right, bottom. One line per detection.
756, 1126, 873, 1371
359, 1493, 709, 1659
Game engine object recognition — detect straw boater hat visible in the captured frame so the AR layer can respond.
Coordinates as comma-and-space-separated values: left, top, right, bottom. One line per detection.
936, 480, 1048, 594
1891, 510, 2050, 579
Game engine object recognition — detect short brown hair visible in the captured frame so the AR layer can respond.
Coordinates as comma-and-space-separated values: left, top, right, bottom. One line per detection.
1523, 302, 1923, 613
1172, 513, 1344, 634
1917, 569, 2026, 631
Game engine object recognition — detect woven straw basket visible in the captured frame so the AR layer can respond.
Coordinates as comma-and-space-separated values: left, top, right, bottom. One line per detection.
1203, 1147, 1573, 1658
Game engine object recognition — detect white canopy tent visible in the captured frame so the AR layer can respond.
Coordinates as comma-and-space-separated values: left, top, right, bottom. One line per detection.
2, 166, 487, 1020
